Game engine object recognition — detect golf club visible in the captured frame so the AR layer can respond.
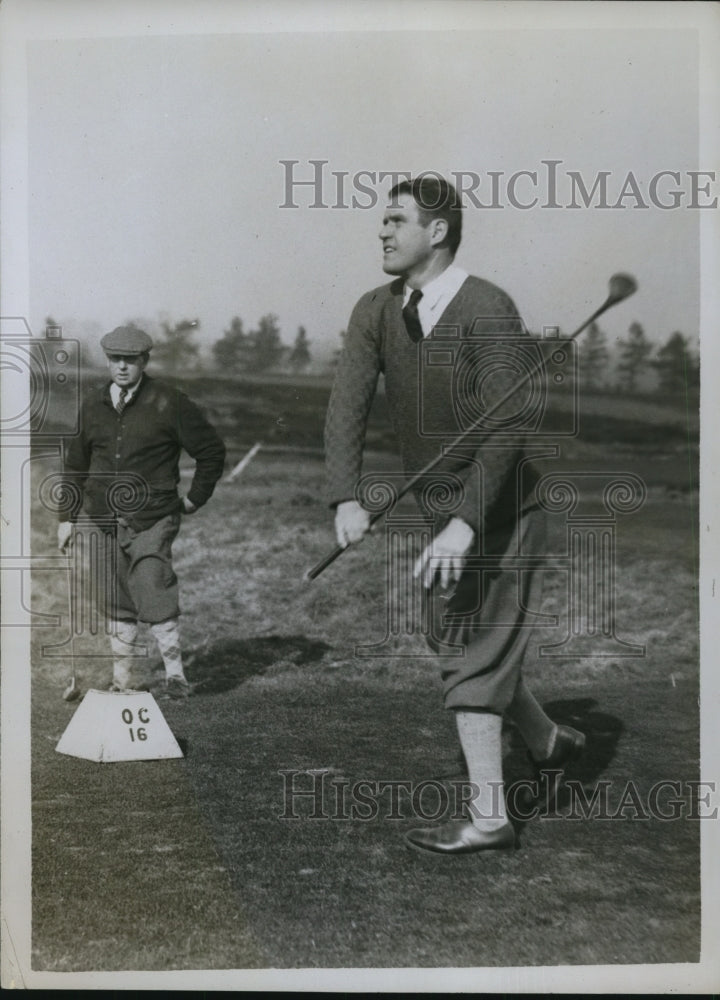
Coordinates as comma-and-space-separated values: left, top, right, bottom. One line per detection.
303, 272, 638, 582
62, 544, 80, 702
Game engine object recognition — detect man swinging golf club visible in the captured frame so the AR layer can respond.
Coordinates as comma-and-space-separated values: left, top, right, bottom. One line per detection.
57, 325, 226, 698
324, 176, 587, 854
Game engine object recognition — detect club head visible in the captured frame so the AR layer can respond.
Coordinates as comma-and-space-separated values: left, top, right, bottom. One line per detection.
62, 678, 80, 702
607, 273, 638, 305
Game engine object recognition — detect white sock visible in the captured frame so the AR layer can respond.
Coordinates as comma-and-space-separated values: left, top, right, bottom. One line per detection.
150, 617, 186, 680
455, 709, 508, 831
108, 619, 138, 687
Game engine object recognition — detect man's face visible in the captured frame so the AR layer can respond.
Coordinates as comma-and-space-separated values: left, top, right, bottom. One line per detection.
106, 352, 147, 388
378, 194, 434, 278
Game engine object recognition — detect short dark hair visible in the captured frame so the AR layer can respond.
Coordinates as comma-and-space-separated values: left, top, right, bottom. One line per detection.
389, 175, 463, 255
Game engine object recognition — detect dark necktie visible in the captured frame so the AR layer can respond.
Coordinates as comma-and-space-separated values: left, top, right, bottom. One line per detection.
402, 289, 424, 343
116, 387, 129, 414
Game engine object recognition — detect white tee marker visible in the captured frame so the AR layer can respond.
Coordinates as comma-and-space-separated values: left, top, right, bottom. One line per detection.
55, 689, 183, 762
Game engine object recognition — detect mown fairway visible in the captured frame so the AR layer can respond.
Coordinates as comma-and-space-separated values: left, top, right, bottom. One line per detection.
30, 382, 700, 972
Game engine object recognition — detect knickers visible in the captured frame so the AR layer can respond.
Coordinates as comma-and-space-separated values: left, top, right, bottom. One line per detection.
97, 513, 182, 623
427, 505, 547, 713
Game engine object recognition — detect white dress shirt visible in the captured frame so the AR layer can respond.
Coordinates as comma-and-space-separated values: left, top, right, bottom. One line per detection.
110, 376, 143, 410
403, 264, 469, 338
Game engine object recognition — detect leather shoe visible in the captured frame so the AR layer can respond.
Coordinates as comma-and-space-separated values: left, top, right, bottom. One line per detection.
405, 819, 517, 855
517, 725, 586, 816
536, 724, 586, 770
167, 676, 193, 699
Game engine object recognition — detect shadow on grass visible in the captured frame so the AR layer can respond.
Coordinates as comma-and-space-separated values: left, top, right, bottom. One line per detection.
515, 696, 625, 777
425, 696, 624, 785
427, 697, 625, 824
503, 696, 625, 827
185, 635, 333, 696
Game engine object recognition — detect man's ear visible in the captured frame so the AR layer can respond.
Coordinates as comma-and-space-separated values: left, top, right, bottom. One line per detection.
429, 217, 449, 247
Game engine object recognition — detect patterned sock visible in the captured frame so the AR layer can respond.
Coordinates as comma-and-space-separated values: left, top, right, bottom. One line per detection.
108, 619, 138, 688
506, 677, 557, 762
455, 709, 508, 831
150, 617, 186, 680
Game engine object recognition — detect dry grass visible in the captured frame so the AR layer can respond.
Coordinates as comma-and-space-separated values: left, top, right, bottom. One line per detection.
30, 433, 700, 971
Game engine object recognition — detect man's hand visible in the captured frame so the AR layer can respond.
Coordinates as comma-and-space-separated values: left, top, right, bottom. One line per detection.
57, 521, 74, 552
182, 496, 198, 514
335, 500, 371, 548
413, 517, 475, 590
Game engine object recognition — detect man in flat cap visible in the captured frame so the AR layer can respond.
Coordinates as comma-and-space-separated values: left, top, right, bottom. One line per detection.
57, 325, 226, 697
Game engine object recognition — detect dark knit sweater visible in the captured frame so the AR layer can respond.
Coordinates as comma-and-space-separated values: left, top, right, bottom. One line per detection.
325, 275, 540, 531
60, 376, 226, 529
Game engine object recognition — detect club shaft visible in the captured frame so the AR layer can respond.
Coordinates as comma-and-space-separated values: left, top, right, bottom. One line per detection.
66, 553, 76, 682
305, 290, 625, 581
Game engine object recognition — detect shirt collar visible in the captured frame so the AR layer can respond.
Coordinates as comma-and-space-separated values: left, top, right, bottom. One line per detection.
403, 264, 468, 309
109, 375, 144, 406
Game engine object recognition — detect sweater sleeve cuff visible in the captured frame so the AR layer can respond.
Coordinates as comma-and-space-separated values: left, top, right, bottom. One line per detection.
186, 488, 209, 508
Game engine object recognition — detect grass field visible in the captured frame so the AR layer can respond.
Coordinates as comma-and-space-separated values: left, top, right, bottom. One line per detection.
28, 381, 701, 974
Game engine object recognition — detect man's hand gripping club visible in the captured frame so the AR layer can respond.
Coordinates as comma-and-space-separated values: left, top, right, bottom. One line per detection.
334, 499, 372, 548
335, 500, 474, 591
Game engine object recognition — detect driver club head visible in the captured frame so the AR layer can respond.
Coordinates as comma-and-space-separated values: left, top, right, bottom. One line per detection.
607, 272, 638, 305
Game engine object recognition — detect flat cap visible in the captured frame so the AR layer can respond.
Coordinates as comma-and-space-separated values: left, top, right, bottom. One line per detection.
101, 326, 153, 355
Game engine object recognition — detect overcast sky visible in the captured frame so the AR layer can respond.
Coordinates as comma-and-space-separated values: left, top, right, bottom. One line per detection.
8, 4, 710, 363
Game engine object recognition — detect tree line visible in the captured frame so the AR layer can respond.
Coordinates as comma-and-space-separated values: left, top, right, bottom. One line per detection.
110, 314, 314, 375
578, 322, 699, 396
48, 310, 699, 396
211, 315, 311, 374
